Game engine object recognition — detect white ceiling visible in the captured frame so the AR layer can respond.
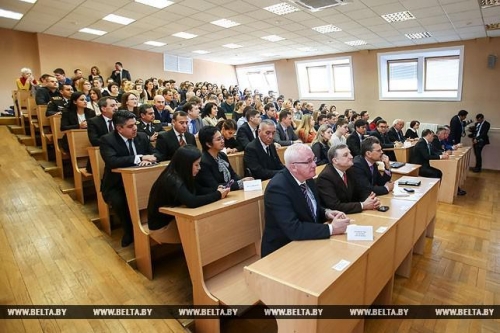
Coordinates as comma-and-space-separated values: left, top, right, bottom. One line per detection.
1, 0, 499, 65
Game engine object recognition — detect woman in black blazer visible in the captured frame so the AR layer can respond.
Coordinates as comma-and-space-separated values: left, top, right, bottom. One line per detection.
195, 126, 253, 194
405, 120, 420, 140
60, 91, 96, 151
311, 124, 333, 166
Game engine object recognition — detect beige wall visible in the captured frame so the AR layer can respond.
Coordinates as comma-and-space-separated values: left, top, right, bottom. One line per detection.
239, 37, 500, 170
2, 28, 236, 109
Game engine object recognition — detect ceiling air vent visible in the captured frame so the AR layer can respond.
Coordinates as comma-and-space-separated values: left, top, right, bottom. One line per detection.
288, 0, 352, 12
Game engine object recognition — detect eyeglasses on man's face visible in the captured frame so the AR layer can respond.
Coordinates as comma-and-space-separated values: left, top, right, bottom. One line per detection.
293, 157, 317, 165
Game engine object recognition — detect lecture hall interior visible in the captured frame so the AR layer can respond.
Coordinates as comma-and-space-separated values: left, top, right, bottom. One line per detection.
1, 0, 500, 332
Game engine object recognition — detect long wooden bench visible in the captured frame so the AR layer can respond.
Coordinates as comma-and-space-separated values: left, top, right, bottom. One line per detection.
35, 105, 52, 161
66, 130, 93, 204
159, 190, 264, 333
87, 147, 111, 235
25, 97, 42, 155
113, 162, 179, 280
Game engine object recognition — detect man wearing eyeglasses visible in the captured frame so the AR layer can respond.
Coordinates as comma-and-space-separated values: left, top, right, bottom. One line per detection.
261, 144, 351, 257
243, 119, 284, 180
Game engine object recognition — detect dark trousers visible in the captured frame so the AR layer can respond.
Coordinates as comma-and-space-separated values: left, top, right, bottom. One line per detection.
473, 142, 485, 170
102, 187, 133, 239
419, 166, 442, 180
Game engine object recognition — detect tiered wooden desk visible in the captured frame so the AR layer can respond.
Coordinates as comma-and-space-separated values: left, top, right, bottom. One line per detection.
113, 162, 170, 280
384, 141, 416, 163
430, 146, 472, 203
244, 176, 439, 333
389, 162, 420, 181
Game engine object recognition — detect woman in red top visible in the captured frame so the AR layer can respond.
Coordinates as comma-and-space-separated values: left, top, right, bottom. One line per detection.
295, 114, 316, 143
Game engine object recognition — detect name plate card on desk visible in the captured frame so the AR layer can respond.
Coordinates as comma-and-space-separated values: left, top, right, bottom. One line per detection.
243, 179, 262, 192
346, 225, 374, 241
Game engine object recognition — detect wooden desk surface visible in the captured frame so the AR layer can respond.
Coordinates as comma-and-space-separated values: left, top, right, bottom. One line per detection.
390, 176, 440, 201
358, 197, 417, 220
245, 239, 368, 298
112, 160, 170, 174
160, 187, 266, 219
390, 162, 420, 175
332, 214, 398, 248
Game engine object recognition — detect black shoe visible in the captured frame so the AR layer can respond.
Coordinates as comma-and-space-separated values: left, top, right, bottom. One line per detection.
472, 168, 481, 173
121, 234, 134, 247
457, 189, 466, 196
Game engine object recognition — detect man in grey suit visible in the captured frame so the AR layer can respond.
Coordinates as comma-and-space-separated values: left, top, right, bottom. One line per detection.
274, 110, 301, 146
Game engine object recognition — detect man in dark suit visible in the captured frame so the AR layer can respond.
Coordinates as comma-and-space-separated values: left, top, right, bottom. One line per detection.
387, 119, 405, 143
472, 113, 490, 172
243, 120, 284, 180
152, 95, 171, 126
369, 119, 397, 161
87, 96, 119, 146
110, 62, 131, 84
351, 136, 394, 196
156, 111, 196, 161
410, 129, 449, 179
136, 104, 164, 142
449, 109, 468, 145
317, 144, 380, 214
274, 110, 300, 146
236, 109, 261, 149
100, 110, 157, 247
220, 95, 235, 115
36, 75, 61, 106
346, 119, 367, 157
260, 103, 277, 124
261, 144, 350, 257
431, 126, 455, 153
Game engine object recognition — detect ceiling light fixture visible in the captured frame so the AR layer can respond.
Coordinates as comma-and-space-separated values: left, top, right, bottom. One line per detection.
312, 24, 342, 34
20, 0, 37, 3
134, 0, 174, 9
193, 50, 210, 54
223, 43, 243, 49
264, 2, 300, 15
381, 11, 415, 23
261, 35, 286, 42
0, 8, 23, 20
211, 19, 240, 28
345, 40, 367, 46
144, 41, 166, 46
480, 0, 500, 8
172, 32, 197, 39
103, 14, 135, 25
405, 32, 432, 39
79, 28, 107, 36
486, 23, 500, 30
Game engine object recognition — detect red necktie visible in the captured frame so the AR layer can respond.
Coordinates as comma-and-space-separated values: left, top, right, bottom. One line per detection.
179, 134, 186, 146
342, 173, 348, 187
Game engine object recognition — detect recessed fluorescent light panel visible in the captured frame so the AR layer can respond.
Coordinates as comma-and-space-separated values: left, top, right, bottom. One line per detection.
79, 28, 107, 36
264, 3, 300, 15
0, 9, 23, 20
298, 47, 316, 52
135, 0, 173, 9
211, 19, 240, 28
172, 32, 197, 39
261, 35, 285, 42
481, 0, 500, 8
193, 50, 210, 54
144, 41, 166, 46
345, 40, 367, 46
223, 43, 243, 49
103, 14, 135, 25
405, 32, 432, 40
381, 11, 415, 23
312, 24, 342, 34
20, 0, 37, 3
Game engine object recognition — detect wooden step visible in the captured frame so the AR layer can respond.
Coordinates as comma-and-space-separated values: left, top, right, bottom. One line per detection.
26, 146, 44, 160
0, 117, 17, 126
38, 160, 59, 176
7, 125, 23, 135
16, 134, 33, 146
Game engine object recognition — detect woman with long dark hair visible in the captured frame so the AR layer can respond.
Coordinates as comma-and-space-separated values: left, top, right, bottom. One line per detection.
195, 126, 253, 194
147, 145, 229, 243
60, 91, 96, 151
201, 102, 219, 127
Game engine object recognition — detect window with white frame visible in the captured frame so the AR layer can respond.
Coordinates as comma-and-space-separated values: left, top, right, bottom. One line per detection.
236, 64, 279, 96
295, 57, 354, 100
378, 46, 463, 101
